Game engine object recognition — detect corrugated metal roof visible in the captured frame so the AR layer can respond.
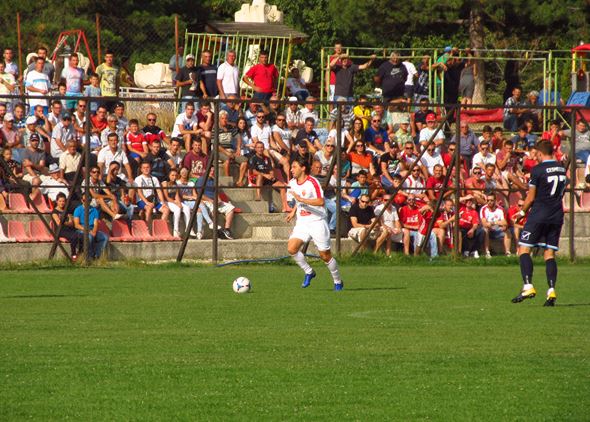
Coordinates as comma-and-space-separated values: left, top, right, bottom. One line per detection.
205, 21, 308, 41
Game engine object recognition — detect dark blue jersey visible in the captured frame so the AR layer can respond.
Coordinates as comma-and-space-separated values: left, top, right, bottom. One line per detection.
527, 160, 566, 224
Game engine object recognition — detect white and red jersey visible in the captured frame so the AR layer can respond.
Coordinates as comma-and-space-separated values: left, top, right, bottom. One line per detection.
480, 205, 507, 228
288, 176, 326, 223
403, 174, 425, 196
126, 132, 146, 153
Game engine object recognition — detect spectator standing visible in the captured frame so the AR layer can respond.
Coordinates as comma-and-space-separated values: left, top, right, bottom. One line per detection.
0, 62, 16, 108
402, 58, 418, 101
330, 54, 375, 102
175, 54, 197, 112
242, 50, 278, 104
503, 86, 526, 132
216, 50, 239, 99
25, 57, 51, 114
26, 47, 55, 82
95, 51, 120, 109
60, 54, 84, 111
195, 50, 218, 99
326, 42, 343, 102
169, 46, 184, 82
375, 52, 408, 102
459, 48, 477, 105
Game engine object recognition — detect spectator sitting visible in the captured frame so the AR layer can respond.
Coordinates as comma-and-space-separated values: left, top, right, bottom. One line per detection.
384, 99, 410, 136
472, 140, 496, 171
541, 120, 563, 161
50, 113, 75, 161
391, 116, 413, 147
269, 112, 292, 177
170, 102, 201, 151
294, 117, 321, 152
399, 195, 422, 256
348, 170, 370, 203
374, 194, 403, 255
348, 193, 388, 253
177, 167, 215, 239
143, 112, 168, 147
41, 163, 68, 204
51, 192, 83, 259
236, 118, 254, 187
348, 117, 366, 148
104, 161, 135, 220
183, 138, 208, 183
379, 142, 405, 191
196, 101, 213, 150
299, 97, 319, 127
286, 67, 309, 102
329, 98, 355, 134
134, 161, 170, 228
124, 119, 148, 164
433, 198, 455, 253
480, 192, 512, 257
457, 122, 478, 169
510, 125, 531, 154
496, 139, 527, 191
353, 95, 371, 129
478, 125, 493, 144
73, 192, 109, 260
166, 137, 184, 169
198, 167, 238, 239
83, 165, 124, 221
507, 195, 527, 242
403, 166, 428, 203
419, 113, 445, 151
98, 133, 133, 181
491, 126, 505, 152
420, 144, 444, 177
310, 159, 337, 233
426, 164, 451, 201
503, 86, 526, 132
144, 139, 172, 182
314, 140, 336, 177
218, 110, 247, 177
365, 114, 390, 157
248, 141, 290, 212
413, 98, 435, 137
464, 166, 487, 206
559, 119, 590, 165
458, 196, 483, 258
46, 100, 63, 131
100, 114, 123, 149
162, 168, 191, 237
285, 98, 304, 133
244, 101, 260, 127
21, 133, 49, 183
348, 141, 375, 178
522, 90, 542, 131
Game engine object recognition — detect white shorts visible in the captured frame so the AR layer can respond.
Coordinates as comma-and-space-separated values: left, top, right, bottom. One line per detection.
204, 200, 235, 215
290, 219, 331, 251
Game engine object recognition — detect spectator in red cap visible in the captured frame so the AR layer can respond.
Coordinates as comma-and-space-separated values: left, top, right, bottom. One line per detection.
419, 113, 445, 151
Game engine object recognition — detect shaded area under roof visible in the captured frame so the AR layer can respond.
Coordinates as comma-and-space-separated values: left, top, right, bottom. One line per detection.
205, 21, 308, 43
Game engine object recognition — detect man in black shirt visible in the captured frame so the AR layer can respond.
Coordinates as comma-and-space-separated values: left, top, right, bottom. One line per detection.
294, 117, 321, 152
175, 55, 197, 111
195, 50, 218, 99
248, 141, 289, 211
144, 139, 172, 182
330, 53, 375, 101
512, 140, 566, 306
347, 193, 387, 252
375, 52, 408, 102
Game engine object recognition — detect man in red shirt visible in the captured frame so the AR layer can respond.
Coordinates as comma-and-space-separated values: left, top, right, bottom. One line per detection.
426, 164, 451, 200
196, 101, 213, 150
399, 195, 422, 255
242, 50, 278, 105
91, 105, 108, 135
459, 196, 483, 258
507, 197, 527, 242
434, 198, 455, 252
182, 138, 208, 182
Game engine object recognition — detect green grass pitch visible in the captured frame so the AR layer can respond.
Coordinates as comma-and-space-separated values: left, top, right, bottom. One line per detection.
1, 261, 589, 420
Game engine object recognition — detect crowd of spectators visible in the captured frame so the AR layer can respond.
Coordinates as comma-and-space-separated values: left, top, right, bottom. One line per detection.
1, 43, 588, 259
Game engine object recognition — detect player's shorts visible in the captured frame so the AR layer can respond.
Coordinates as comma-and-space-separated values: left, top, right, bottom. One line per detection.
290, 219, 331, 252
519, 221, 562, 251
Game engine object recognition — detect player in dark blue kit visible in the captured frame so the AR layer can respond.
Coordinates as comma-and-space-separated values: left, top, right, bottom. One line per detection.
512, 140, 566, 306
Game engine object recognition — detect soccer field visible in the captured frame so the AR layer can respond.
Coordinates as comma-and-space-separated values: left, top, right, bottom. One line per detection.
1, 261, 589, 420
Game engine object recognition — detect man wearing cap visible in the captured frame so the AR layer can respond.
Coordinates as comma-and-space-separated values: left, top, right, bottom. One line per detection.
50, 112, 75, 160
419, 113, 445, 151
1, 113, 22, 152
330, 53, 375, 102
216, 50, 239, 99
22, 133, 49, 183
375, 52, 409, 102
175, 54, 197, 112
25, 57, 51, 115
41, 163, 69, 202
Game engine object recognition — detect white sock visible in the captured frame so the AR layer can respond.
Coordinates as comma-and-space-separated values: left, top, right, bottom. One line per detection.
292, 251, 313, 275
326, 257, 342, 284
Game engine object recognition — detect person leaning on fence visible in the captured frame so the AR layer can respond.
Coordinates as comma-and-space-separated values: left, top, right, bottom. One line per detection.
348, 193, 388, 253
73, 192, 109, 260
375, 52, 408, 103
52, 192, 83, 260
134, 161, 170, 229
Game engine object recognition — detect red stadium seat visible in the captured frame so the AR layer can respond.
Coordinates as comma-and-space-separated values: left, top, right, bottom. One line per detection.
111, 220, 134, 241
7, 193, 31, 213
8, 221, 32, 242
152, 219, 177, 241
97, 220, 111, 237
28, 220, 54, 242
31, 195, 51, 213
131, 220, 154, 241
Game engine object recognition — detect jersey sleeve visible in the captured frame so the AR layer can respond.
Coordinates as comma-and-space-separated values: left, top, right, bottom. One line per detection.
307, 176, 324, 199
529, 165, 541, 187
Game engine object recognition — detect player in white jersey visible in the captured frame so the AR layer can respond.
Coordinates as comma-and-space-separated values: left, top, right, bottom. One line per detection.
286, 158, 344, 290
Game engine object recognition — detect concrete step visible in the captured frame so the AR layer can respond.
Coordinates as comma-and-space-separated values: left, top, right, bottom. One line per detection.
233, 213, 292, 238
222, 187, 256, 201
232, 200, 271, 213
251, 226, 294, 240
218, 175, 234, 187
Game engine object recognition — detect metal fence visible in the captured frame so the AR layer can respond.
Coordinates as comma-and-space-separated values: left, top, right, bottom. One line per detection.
1, 91, 589, 264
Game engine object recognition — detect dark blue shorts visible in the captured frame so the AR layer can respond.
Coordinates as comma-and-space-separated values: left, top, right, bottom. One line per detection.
519, 221, 563, 251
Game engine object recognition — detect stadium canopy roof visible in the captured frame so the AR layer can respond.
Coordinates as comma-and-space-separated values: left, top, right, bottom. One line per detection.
205, 21, 308, 44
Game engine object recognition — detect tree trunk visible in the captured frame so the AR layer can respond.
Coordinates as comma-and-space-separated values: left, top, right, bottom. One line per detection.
470, 3, 486, 105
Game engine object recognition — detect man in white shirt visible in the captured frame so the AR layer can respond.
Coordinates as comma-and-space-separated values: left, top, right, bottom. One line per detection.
420, 144, 444, 177
170, 102, 201, 151
25, 57, 51, 114
471, 140, 496, 170
216, 50, 239, 99
100, 114, 124, 148
251, 110, 272, 150
50, 113, 75, 159
134, 161, 170, 227
402, 60, 418, 101
419, 113, 445, 151
98, 132, 133, 180
41, 163, 69, 202
374, 194, 403, 255
0, 62, 16, 107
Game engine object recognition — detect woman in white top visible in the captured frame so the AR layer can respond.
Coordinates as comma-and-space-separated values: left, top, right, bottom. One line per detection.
177, 167, 215, 239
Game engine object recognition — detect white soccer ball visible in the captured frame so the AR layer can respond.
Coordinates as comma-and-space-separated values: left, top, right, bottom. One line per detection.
232, 277, 251, 294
